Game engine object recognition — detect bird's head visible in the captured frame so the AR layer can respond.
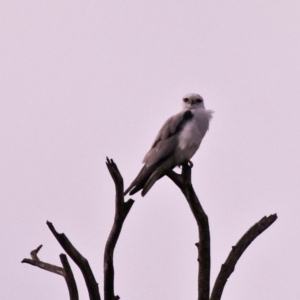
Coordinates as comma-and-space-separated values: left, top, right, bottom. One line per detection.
182, 93, 205, 110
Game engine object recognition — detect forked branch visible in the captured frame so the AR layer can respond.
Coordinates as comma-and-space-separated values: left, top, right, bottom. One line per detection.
22, 244, 64, 276
104, 158, 135, 300
167, 163, 277, 300
22, 158, 134, 300
22, 157, 277, 300
22, 245, 78, 300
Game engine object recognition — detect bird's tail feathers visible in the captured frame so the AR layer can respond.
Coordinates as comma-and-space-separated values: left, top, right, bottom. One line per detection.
141, 167, 166, 197
124, 156, 171, 196
124, 164, 156, 196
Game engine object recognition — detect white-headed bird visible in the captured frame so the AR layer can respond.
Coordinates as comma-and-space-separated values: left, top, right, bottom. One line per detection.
124, 93, 213, 196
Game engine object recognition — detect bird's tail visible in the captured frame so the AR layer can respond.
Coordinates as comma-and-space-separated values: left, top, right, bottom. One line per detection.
124, 155, 172, 196
124, 164, 157, 196
141, 168, 165, 197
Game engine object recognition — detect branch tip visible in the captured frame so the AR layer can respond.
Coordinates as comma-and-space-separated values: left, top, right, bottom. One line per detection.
211, 214, 278, 300
104, 157, 133, 300
47, 221, 100, 300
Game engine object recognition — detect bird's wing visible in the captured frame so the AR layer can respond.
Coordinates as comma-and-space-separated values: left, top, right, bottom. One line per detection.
143, 109, 193, 166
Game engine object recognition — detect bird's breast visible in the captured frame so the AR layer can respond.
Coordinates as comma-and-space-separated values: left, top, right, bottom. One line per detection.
177, 109, 210, 161
178, 119, 202, 151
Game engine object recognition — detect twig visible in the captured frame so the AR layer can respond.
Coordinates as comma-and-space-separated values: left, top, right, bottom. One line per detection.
104, 158, 135, 300
22, 245, 64, 276
22, 245, 79, 300
210, 214, 278, 300
167, 163, 210, 300
47, 221, 101, 300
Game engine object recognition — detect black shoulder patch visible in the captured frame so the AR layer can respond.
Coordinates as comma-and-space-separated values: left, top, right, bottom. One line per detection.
152, 110, 194, 147
174, 110, 193, 135
183, 109, 193, 121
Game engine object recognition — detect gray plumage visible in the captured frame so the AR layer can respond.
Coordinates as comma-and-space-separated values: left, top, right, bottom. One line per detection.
124, 93, 213, 196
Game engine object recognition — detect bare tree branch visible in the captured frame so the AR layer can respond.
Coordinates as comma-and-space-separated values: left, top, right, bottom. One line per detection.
22, 157, 277, 300
210, 214, 277, 300
60, 254, 79, 300
47, 221, 101, 300
104, 158, 135, 300
167, 163, 210, 300
22, 245, 64, 276
22, 245, 79, 300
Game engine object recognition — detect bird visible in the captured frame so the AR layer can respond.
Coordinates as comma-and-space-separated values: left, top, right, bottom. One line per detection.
124, 93, 213, 197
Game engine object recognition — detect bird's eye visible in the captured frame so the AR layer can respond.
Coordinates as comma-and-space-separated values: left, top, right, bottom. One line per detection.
183, 98, 189, 103
196, 99, 203, 103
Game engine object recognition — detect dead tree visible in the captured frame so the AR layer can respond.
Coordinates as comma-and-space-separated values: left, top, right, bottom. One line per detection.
22, 158, 277, 300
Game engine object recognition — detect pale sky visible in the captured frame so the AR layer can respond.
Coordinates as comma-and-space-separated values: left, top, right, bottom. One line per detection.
1, 1, 300, 299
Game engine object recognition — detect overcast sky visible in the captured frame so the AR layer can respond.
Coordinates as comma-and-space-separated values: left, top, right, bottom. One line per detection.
1, 1, 300, 299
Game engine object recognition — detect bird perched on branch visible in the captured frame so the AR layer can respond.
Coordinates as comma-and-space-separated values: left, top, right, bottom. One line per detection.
124, 93, 213, 197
